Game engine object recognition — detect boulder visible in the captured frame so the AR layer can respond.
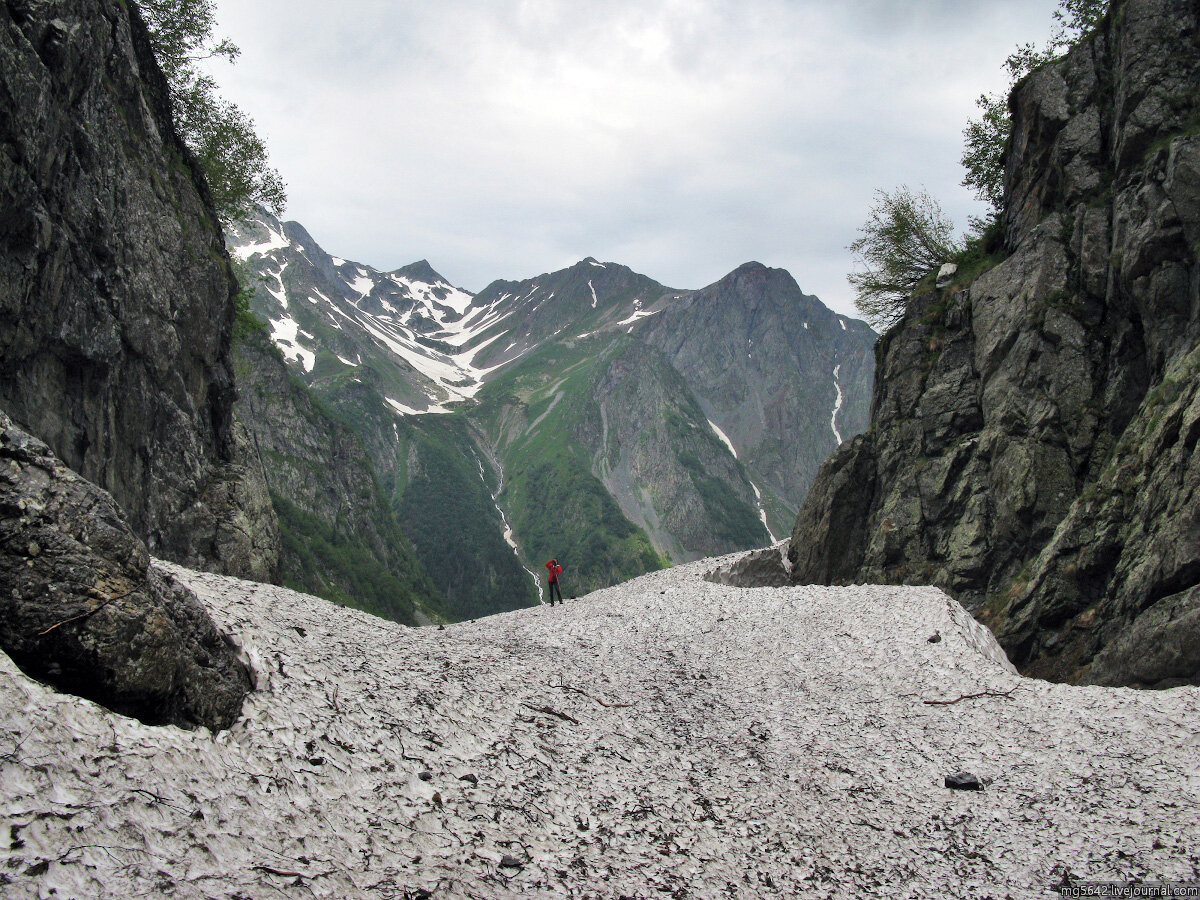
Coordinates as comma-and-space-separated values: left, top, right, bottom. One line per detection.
705, 544, 791, 587
0, 411, 252, 730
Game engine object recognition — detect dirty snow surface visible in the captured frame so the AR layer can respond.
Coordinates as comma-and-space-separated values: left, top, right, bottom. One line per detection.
2, 557, 1198, 899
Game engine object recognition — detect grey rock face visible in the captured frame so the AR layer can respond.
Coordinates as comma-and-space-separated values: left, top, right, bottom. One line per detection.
705, 545, 791, 588
640, 262, 875, 530
789, 0, 1200, 687
1089, 585, 1200, 689
0, 412, 251, 730
582, 340, 770, 562
0, 0, 277, 577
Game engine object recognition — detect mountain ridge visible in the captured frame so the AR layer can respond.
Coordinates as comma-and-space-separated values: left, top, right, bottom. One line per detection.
228, 208, 876, 612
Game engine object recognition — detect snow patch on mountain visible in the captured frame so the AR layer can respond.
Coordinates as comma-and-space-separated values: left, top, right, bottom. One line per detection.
614, 298, 662, 328
348, 272, 375, 298
269, 315, 314, 372
230, 224, 289, 260
264, 260, 289, 306
749, 479, 777, 541
831, 363, 844, 445
707, 418, 738, 459
386, 396, 448, 416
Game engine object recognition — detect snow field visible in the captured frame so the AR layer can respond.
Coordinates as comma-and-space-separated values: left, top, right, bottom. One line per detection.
831, 363, 844, 444
2, 558, 1196, 899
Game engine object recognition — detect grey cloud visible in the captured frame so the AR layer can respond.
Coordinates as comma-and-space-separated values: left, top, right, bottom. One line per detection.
209, 0, 1063, 313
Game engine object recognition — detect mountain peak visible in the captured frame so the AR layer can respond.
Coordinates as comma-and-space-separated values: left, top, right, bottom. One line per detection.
394, 259, 446, 285
729, 261, 777, 278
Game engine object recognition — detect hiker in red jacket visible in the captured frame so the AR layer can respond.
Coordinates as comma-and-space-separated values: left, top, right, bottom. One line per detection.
545, 558, 563, 606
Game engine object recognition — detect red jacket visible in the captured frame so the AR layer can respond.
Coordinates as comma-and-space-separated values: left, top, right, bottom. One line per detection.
545, 561, 562, 582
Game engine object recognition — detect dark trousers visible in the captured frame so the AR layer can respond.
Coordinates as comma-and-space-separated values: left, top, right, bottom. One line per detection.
548, 579, 563, 605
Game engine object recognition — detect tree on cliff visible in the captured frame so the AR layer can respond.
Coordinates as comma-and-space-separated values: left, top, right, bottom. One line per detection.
847, 187, 962, 328
961, 0, 1107, 214
136, 0, 286, 224
849, 0, 1108, 328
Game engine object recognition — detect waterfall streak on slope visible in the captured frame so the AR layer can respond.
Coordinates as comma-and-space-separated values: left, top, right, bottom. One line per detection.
474, 453, 543, 603
749, 479, 777, 542
831, 364, 844, 445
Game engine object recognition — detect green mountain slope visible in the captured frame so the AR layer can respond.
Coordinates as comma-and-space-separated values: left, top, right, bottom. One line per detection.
233, 329, 446, 624
227, 210, 876, 618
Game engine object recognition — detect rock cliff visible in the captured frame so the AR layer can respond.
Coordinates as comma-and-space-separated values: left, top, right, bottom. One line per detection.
789, 0, 1200, 687
0, 0, 278, 578
232, 331, 448, 624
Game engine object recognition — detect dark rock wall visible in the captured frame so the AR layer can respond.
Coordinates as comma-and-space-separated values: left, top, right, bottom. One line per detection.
0, 0, 277, 578
789, 0, 1200, 687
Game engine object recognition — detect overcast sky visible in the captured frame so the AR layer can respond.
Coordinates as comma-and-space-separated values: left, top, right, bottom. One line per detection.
206, 0, 1062, 317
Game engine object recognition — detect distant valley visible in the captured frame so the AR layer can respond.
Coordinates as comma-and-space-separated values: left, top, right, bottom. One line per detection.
227, 210, 875, 619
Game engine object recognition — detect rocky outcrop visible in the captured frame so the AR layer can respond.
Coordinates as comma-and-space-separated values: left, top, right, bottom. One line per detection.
0, 412, 251, 730
640, 262, 875, 531
233, 331, 447, 624
0, 0, 278, 577
788, 0, 1200, 687
705, 544, 791, 587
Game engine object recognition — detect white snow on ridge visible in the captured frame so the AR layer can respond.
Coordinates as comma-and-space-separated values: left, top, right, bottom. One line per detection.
348, 272, 375, 298
264, 261, 289, 306
392, 275, 475, 318
588, 259, 606, 268
269, 315, 315, 372
4, 558, 1196, 898
614, 298, 662, 328
707, 418, 738, 459
230, 226, 289, 260
386, 395, 450, 416
348, 305, 517, 413
831, 363, 844, 445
